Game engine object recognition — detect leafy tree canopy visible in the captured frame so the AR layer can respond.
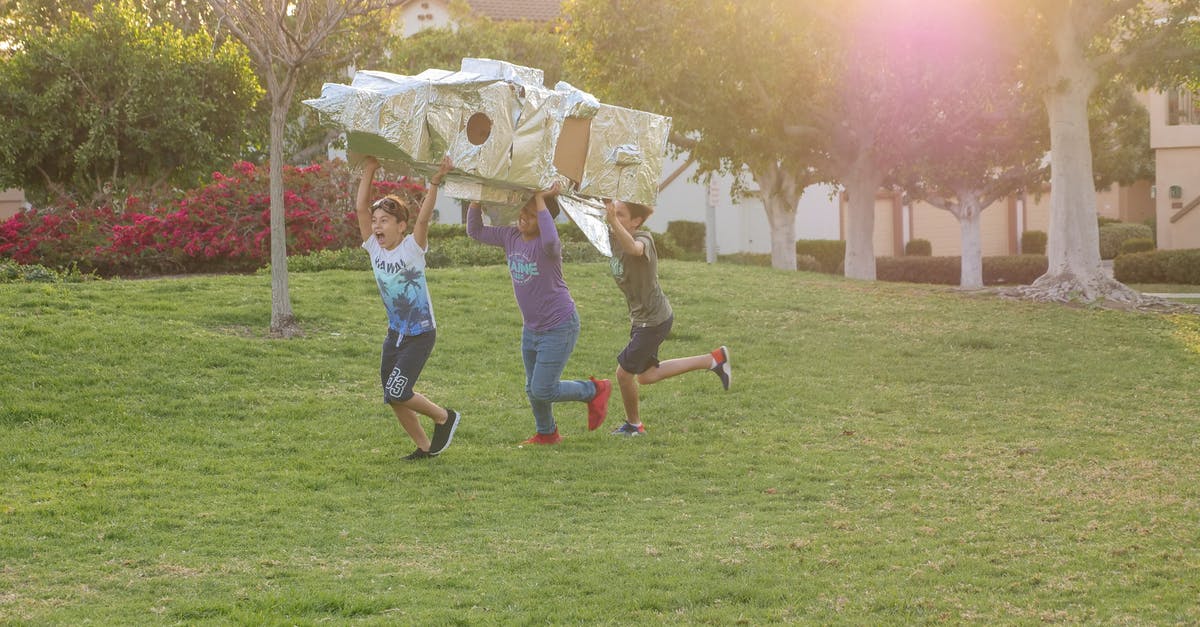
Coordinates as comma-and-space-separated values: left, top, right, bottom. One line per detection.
0, 0, 262, 204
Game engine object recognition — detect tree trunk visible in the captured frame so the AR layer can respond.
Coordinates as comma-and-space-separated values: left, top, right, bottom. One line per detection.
1017, 12, 1139, 304
268, 93, 302, 338
842, 156, 884, 280
755, 162, 801, 270
957, 191, 984, 290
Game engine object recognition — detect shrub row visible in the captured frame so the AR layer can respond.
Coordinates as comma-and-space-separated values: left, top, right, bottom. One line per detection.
0, 160, 422, 277
0, 259, 94, 283
876, 255, 1048, 286
904, 238, 932, 256
1099, 222, 1154, 260
1022, 230, 1047, 255
666, 220, 706, 253
796, 239, 846, 274
1113, 249, 1200, 284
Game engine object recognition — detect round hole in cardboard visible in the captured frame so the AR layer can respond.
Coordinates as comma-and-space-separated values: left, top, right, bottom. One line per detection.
466, 112, 492, 146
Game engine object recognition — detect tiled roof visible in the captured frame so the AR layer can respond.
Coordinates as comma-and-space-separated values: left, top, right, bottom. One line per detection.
466, 0, 562, 22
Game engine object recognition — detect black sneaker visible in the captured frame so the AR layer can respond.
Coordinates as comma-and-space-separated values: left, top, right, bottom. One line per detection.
710, 346, 731, 391
429, 408, 461, 456
402, 448, 431, 461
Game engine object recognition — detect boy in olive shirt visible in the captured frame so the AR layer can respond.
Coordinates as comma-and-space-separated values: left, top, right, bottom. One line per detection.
603, 199, 731, 436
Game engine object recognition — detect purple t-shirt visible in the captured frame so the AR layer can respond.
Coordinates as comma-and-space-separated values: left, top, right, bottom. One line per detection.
467, 205, 576, 331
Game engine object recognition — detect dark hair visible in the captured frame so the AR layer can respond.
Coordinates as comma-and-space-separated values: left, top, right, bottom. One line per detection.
525, 193, 560, 219
372, 195, 412, 224
625, 201, 653, 222
543, 194, 561, 219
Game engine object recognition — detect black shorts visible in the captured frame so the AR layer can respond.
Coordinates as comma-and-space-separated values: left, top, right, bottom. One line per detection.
380, 328, 436, 403
618, 316, 673, 375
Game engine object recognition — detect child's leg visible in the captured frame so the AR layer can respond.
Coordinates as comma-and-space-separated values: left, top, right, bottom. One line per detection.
391, 402, 432, 451
526, 315, 593, 433
522, 329, 556, 435
636, 354, 712, 384
398, 392, 449, 424
616, 364, 641, 424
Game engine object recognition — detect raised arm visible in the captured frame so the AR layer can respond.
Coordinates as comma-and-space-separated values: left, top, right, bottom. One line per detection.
605, 199, 645, 257
534, 182, 563, 257
412, 156, 452, 250
355, 157, 381, 243
466, 201, 508, 247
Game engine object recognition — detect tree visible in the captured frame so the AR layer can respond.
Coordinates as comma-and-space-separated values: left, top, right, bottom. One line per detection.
0, 1, 261, 204
1011, 0, 1200, 305
384, 9, 565, 81
207, 0, 403, 338
1089, 82, 1154, 191
894, 1, 1049, 289
564, 0, 828, 270
1, 0, 217, 36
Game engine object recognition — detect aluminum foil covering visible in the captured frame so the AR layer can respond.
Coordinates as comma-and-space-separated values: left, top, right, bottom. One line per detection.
442, 180, 527, 208
554, 81, 601, 119
304, 58, 671, 210
461, 58, 543, 87
577, 104, 671, 206
557, 194, 612, 257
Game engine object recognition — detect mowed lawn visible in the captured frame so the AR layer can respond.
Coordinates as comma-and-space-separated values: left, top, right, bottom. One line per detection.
2, 261, 1198, 624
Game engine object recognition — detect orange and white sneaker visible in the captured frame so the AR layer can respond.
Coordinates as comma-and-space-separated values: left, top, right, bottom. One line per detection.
710, 346, 731, 390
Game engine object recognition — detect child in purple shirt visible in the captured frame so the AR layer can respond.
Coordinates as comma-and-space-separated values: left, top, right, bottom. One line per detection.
467, 184, 611, 444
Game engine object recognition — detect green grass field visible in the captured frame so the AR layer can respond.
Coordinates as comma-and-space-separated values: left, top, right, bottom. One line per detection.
3, 262, 1199, 624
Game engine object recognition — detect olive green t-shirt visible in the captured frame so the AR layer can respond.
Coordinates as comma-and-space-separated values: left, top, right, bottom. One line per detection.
609, 230, 673, 327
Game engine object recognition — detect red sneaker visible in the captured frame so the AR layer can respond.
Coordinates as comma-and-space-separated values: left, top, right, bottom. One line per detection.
587, 377, 611, 431
521, 431, 562, 445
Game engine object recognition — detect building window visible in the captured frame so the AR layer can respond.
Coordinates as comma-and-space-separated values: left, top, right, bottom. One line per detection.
1167, 88, 1200, 125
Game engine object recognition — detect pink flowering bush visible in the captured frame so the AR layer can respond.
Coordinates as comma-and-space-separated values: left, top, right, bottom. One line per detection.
0, 160, 427, 276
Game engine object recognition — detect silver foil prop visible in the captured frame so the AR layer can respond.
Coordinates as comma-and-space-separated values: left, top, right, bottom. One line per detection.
557, 194, 612, 258
304, 58, 672, 253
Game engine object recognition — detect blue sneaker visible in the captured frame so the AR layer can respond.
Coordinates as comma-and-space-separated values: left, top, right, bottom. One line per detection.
610, 422, 645, 436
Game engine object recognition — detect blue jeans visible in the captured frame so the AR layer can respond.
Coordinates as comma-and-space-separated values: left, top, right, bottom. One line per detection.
521, 312, 596, 434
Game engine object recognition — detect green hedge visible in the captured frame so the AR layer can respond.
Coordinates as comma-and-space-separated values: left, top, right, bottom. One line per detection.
666, 220, 705, 253
0, 259, 94, 283
1021, 230, 1047, 255
876, 255, 1048, 286
905, 239, 932, 256
1099, 223, 1154, 260
1114, 249, 1200, 284
1119, 238, 1155, 255
796, 239, 845, 274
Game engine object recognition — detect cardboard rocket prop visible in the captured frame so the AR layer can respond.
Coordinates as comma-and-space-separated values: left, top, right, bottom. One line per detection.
303, 58, 672, 257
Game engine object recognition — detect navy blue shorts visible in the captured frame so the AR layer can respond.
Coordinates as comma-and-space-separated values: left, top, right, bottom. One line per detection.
618, 316, 673, 375
380, 328, 436, 403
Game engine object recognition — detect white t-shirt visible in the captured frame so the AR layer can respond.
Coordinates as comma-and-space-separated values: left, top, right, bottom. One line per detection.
362, 234, 435, 335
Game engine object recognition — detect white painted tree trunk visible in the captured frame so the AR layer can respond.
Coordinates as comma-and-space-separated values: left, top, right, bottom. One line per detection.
1019, 10, 1139, 304
755, 163, 801, 271
956, 191, 984, 290
843, 158, 884, 280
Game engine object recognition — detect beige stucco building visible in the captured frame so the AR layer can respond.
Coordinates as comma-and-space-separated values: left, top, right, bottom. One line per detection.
1, 189, 25, 221
1149, 88, 1200, 250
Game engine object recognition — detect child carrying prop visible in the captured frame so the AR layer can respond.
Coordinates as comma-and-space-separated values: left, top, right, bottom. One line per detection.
466, 187, 612, 445
603, 199, 731, 436
356, 155, 461, 460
